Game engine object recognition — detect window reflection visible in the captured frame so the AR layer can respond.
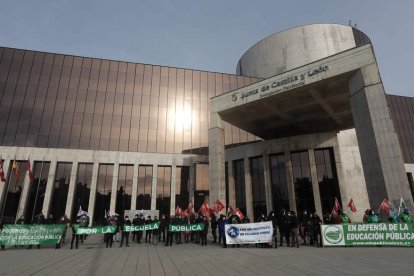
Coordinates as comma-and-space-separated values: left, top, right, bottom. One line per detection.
94, 164, 113, 225
137, 165, 152, 210
291, 151, 315, 213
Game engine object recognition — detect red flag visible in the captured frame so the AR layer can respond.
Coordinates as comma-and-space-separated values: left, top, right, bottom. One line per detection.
181, 209, 189, 218
199, 201, 210, 214
334, 197, 341, 212
0, 158, 6, 182
331, 208, 339, 223
235, 208, 244, 220
26, 158, 33, 181
12, 159, 20, 180
227, 205, 234, 215
348, 198, 357, 212
208, 207, 215, 217
175, 206, 183, 215
214, 200, 225, 213
379, 198, 391, 214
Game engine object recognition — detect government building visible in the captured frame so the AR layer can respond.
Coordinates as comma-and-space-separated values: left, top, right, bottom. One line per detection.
1, 24, 413, 225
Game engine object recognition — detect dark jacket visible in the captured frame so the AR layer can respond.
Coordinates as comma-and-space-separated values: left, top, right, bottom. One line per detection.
218, 217, 228, 237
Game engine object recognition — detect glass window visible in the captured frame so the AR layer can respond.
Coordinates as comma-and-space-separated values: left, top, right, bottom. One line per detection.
156, 166, 171, 215
49, 162, 72, 220
195, 163, 209, 211
314, 148, 341, 215
269, 154, 289, 212
175, 166, 189, 211
291, 151, 315, 213
250, 156, 266, 220
94, 164, 113, 225
24, 161, 51, 223
71, 163, 93, 222
0, 161, 26, 223
137, 165, 152, 210
116, 164, 133, 217
233, 160, 246, 215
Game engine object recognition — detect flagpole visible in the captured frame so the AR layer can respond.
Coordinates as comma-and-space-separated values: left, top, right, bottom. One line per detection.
0, 161, 13, 224
31, 158, 44, 223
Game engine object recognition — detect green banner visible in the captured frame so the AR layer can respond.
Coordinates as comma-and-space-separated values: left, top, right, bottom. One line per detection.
123, 222, 160, 232
168, 223, 204, 232
76, 226, 116, 235
322, 223, 414, 247
0, 224, 66, 246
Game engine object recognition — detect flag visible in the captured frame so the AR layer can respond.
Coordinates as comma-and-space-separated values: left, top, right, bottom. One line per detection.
175, 206, 183, 215
199, 201, 210, 214
235, 208, 244, 220
331, 208, 339, 223
379, 198, 391, 214
334, 197, 341, 212
26, 158, 33, 181
0, 158, 5, 182
181, 209, 189, 218
227, 205, 234, 215
399, 198, 406, 210
77, 206, 83, 216
208, 207, 216, 217
348, 198, 357, 212
12, 159, 20, 180
214, 200, 225, 213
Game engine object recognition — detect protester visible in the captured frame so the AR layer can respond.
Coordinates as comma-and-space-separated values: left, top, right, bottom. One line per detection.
28, 212, 45, 249
200, 215, 209, 246
299, 210, 310, 245
280, 210, 290, 247
70, 217, 80, 249
218, 214, 227, 248
105, 217, 115, 248
165, 215, 174, 246
16, 215, 25, 224
145, 215, 153, 243
174, 214, 183, 244
268, 211, 278, 248
152, 216, 161, 245
398, 208, 413, 223
131, 214, 140, 242
367, 209, 381, 223
120, 215, 131, 247
338, 210, 351, 224
289, 211, 299, 248
310, 213, 322, 247
256, 213, 268, 248
160, 214, 168, 243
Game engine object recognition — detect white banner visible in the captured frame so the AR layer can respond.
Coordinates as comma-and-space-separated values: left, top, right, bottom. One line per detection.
225, 221, 273, 244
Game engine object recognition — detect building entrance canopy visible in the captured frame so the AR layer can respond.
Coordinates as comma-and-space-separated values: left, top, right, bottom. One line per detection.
211, 44, 373, 139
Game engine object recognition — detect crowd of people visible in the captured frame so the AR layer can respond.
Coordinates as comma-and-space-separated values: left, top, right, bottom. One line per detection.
1, 207, 413, 250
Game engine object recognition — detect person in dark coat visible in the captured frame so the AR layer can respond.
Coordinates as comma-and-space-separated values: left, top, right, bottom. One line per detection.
145, 216, 153, 243
152, 216, 161, 245
135, 213, 145, 243
200, 215, 209, 246
132, 214, 139, 242
279, 210, 290, 247
165, 215, 174, 246
218, 214, 228, 248
268, 211, 278, 248
289, 211, 300, 248
160, 214, 168, 243
28, 212, 45, 249
210, 214, 218, 243
120, 215, 131, 247
175, 215, 183, 244
310, 213, 323, 247
105, 217, 116, 248
70, 217, 80, 249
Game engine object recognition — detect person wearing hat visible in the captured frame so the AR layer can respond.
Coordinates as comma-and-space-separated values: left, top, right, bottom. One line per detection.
398, 208, 413, 223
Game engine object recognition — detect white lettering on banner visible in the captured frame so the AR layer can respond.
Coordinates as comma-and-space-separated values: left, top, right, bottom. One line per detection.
225, 221, 273, 244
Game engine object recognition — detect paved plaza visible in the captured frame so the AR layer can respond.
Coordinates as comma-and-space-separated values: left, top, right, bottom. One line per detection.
1, 234, 413, 276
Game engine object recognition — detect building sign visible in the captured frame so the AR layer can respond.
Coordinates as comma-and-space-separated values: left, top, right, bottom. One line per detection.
0, 224, 66, 246
322, 223, 414, 247
233, 65, 329, 102
225, 221, 273, 244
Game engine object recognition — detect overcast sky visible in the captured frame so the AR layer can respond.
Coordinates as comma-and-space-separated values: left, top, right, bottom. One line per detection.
0, 0, 413, 96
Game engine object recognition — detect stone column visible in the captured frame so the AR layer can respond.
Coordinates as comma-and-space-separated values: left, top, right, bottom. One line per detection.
308, 149, 323, 215
208, 112, 226, 211
263, 154, 273, 213
87, 162, 99, 226
42, 160, 57, 216
151, 165, 158, 210
110, 162, 119, 214
349, 64, 413, 209
131, 163, 138, 211
16, 159, 34, 220
244, 157, 253, 219
64, 162, 79, 219
285, 152, 296, 212
170, 165, 177, 216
